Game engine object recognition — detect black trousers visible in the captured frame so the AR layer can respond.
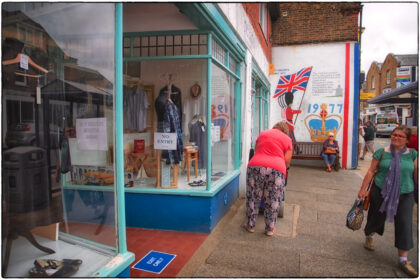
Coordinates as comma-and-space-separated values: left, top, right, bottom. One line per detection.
364, 184, 414, 251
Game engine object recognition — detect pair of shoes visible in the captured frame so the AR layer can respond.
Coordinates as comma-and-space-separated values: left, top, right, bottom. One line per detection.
242, 223, 255, 233
188, 180, 206, 187
29, 259, 82, 277
399, 261, 418, 277
364, 237, 374, 251
360, 157, 364, 160
265, 227, 276, 236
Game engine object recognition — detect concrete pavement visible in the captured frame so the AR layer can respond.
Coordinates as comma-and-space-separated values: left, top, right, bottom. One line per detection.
178, 157, 419, 277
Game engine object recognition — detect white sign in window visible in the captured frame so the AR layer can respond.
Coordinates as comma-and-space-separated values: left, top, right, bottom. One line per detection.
154, 133, 177, 150
76, 117, 108, 151
20, 54, 28, 70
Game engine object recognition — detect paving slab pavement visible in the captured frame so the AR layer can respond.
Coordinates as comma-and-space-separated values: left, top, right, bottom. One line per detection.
178, 161, 418, 278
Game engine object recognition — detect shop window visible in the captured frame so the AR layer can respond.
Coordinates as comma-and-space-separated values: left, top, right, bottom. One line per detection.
124, 33, 208, 58
259, 3, 267, 39
228, 55, 238, 74
2, 3, 120, 277
122, 59, 208, 190
211, 63, 236, 184
211, 38, 226, 64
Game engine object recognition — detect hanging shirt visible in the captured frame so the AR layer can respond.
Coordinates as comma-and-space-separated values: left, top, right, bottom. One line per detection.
189, 119, 207, 169
183, 96, 201, 138
124, 87, 149, 131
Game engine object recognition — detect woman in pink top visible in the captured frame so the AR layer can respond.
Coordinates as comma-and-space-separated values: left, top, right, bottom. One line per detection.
243, 121, 293, 236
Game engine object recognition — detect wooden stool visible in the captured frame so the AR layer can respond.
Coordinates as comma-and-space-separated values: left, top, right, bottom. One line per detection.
184, 148, 198, 182
156, 150, 178, 188
127, 152, 149, 176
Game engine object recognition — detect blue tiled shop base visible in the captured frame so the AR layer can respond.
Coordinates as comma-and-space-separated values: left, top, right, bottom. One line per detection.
125, 175, 239, 233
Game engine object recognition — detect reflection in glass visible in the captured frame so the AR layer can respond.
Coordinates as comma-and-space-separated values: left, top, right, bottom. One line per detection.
1, 4, 116, 276
211, 63, 236, 184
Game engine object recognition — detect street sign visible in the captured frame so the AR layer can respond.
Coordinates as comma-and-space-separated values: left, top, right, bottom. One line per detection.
132, 250, 176, 274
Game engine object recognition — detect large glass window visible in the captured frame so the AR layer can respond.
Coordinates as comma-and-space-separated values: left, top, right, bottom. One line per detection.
121, 59, 208, 190
2, 3, 117, 277
211, 63, 236, 184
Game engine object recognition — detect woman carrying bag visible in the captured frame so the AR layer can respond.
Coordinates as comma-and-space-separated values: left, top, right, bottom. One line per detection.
358, 126, 418, 277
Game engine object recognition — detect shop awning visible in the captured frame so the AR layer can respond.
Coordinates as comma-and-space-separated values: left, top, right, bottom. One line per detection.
368, 81, 418, 104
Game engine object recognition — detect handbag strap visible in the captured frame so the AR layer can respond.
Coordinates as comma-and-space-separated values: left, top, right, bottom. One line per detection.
366, 148, 385, 192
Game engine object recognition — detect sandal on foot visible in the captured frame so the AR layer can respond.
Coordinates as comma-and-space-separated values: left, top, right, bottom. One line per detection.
265, 227, 276, 236
242, 223, 255, 233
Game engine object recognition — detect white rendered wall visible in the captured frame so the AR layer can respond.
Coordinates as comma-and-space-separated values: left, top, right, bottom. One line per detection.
270, 42, 358, 169
217, 3, 270, 196
217, 3, 269, 75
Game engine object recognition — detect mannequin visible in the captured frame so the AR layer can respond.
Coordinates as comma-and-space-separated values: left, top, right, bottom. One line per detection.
155, 80, 184, 188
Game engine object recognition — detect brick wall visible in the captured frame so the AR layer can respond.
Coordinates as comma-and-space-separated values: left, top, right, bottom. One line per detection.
271, 3, 361, 46
242, 3, 272, 61
380, 54, 398, 92
366, 63, 381, 96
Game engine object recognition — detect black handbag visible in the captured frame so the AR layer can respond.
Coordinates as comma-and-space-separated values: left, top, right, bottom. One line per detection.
346, 199, 364, 231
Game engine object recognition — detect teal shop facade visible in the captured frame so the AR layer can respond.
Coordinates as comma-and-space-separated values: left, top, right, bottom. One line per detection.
1, 3, 271, 277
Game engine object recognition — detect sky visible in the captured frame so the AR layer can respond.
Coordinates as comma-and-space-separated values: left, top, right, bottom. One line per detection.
361, 2, 418, 73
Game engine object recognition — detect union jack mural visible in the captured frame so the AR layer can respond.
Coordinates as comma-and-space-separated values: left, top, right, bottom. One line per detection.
273, 67, 312, 100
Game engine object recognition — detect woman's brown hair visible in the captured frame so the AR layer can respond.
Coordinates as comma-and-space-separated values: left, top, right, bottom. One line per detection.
273, 121, 289, 135
392, 125, 412, 141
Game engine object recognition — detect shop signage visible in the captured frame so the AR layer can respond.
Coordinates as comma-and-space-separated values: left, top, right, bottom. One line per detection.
132, 250, 176, 274
360, 92, 376, 100
76, 117, 107, 151
396, 66, 411, 88
154, 133, 177, 150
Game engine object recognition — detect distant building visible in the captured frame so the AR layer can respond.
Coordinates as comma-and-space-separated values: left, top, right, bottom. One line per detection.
362, 53, 418, 125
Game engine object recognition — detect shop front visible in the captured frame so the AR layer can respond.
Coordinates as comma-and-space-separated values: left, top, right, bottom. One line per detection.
118, 3, 245, 233
1, 3, 248, 277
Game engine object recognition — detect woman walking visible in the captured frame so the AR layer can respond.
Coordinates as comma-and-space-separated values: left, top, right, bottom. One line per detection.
243, 121, 292, 236
358, 126, 418, 277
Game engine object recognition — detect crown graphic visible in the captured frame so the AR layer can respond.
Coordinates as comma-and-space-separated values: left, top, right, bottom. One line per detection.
304, 104, 343, 142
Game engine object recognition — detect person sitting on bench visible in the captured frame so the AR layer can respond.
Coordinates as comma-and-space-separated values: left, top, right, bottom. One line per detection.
321, 132, 339, 172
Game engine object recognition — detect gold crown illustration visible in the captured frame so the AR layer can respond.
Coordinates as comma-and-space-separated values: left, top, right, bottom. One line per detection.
304, 104, 343, 142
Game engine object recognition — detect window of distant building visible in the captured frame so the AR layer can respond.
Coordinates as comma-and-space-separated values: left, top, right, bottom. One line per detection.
259, 3, 267, 39
386, 70, 390, 85
371, 76, 375, 89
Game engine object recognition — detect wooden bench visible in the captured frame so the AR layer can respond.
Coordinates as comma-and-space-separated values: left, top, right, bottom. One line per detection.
292, 142, 323, 160
292, 142, 340, 170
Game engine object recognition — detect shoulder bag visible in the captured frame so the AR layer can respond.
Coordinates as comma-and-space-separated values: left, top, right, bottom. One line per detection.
325, 147, 337, 154
362, 149, 385, 211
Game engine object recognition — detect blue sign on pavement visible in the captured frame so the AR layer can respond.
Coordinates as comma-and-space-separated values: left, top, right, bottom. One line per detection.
132, 250, 176, 274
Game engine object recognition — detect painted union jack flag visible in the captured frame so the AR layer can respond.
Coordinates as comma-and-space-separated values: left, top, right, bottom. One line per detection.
273, 67, 312, 98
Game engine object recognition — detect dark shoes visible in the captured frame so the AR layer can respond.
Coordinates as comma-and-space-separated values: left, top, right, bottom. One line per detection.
188, 180, 206, 187
29, 259, 82, 277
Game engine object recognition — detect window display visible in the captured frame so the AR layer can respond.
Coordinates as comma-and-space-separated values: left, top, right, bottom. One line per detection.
121, 59, 208, 190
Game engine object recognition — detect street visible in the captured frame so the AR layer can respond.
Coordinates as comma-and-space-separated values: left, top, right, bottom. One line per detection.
178, 138, 418, 277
